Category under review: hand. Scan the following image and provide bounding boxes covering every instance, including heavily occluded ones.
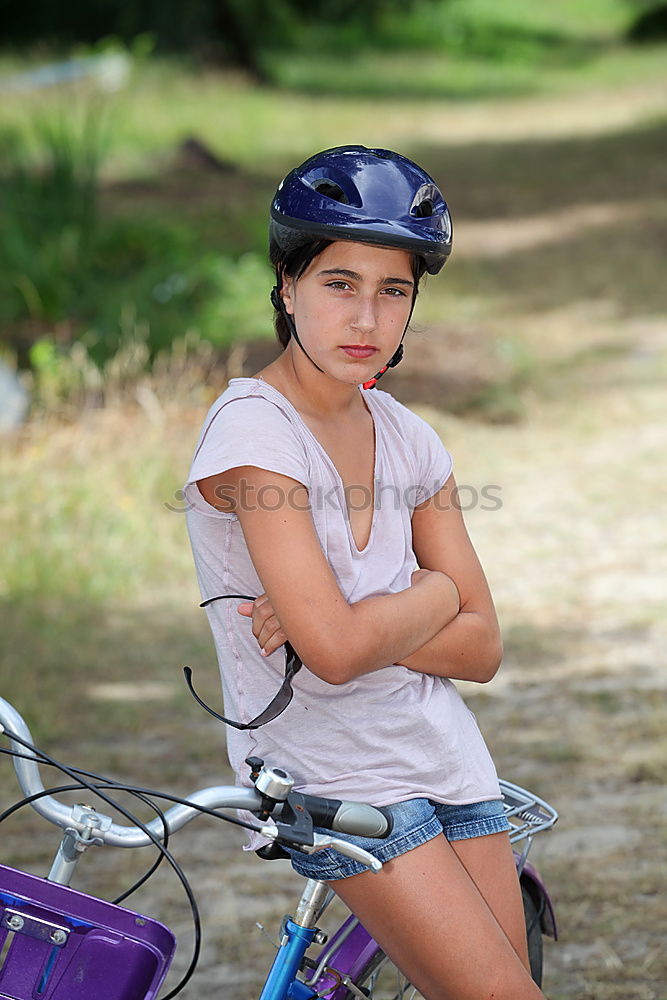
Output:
[237,594,288,658]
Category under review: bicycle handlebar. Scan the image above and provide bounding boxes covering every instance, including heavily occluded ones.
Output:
[0,696,391,850]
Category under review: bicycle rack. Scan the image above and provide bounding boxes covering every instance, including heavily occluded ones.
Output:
[0,864,175,1000]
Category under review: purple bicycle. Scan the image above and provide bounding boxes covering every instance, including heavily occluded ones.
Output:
[0,696,557,999]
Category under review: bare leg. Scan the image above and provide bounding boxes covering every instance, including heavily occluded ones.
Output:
[330,834,544,1000]
[451,831,530,970]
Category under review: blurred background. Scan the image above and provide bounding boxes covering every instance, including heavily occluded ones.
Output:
[1,2,666,997]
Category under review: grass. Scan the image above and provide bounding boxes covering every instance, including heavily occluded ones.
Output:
[264,0,653,99]
[0,348,246,606]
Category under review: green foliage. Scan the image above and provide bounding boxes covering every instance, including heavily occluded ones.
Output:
[0,113,106,332]
[272,0,633,64]
[2,0,422,68]
[0,113,273,378]
[191,253,275,346]
[0,0,644,80]
[626,0,667,40]
[261,0,647,97]
[314,1,569,61]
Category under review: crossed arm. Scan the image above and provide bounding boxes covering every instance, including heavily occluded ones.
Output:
[396,474,503,682]
[197,466,502,685]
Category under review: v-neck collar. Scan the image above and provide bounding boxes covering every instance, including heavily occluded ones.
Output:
[230,377,380,555]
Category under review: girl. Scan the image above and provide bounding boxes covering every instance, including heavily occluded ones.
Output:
[184,146,545,1000]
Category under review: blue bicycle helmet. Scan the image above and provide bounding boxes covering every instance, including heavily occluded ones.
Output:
[269,145,452,387]
[270,145,452,274]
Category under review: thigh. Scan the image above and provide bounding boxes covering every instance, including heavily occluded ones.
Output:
[451,831,530,969]
[329,834,543,1000]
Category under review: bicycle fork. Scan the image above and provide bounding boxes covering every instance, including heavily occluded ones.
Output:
[259,879,381,1000]
[259,880,329,1000]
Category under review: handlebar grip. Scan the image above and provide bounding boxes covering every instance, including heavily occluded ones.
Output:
[299,794,393,838]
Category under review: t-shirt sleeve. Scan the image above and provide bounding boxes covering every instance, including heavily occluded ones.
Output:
[183,395,310,517]
[412,417,454,506]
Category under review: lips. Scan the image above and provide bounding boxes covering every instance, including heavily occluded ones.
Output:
[341,345,379,359]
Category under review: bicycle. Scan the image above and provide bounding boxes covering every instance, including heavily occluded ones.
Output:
[0,695,558,1000]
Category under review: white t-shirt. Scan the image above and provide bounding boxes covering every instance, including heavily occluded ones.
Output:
[184,377,501,813]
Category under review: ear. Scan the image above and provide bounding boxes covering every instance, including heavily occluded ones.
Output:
[280,273,296,315]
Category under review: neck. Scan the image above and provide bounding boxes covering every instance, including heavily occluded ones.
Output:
[267,345,367,420]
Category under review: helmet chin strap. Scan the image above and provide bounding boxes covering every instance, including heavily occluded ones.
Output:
[362,290,416,389]
[270,281,326,375]
[270,271,415,389]
[361,342,404,391]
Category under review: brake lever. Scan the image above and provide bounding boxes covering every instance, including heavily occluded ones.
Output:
[259,826,383,874]
[308,834,382,873]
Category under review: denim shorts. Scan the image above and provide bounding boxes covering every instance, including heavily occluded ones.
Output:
[285,797,511,881]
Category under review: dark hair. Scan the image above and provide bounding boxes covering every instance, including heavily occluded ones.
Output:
[270,240,428,350]
[270,240,333,348]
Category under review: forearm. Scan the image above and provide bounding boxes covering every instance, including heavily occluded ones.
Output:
[339,574,460,682]
[398,611,503,684]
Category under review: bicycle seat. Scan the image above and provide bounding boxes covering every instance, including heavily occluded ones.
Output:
[0,864,175,1000]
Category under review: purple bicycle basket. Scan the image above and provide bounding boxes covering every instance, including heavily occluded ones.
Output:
[0,864,175,1000]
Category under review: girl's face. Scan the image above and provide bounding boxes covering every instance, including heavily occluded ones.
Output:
[280,241,415,384]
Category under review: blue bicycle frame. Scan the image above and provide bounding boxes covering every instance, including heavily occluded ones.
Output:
[260,920,318,1000]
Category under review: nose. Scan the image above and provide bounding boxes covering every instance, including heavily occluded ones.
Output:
[350,293,378,335]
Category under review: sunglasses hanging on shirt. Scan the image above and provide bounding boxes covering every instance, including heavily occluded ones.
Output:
[183,594,303,730]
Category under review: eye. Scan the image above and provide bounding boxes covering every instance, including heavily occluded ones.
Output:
[326,280,352,290]
[382,286,408,297]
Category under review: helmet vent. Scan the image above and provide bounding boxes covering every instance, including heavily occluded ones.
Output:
[312,179,349,205]
[412,198,434,218]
